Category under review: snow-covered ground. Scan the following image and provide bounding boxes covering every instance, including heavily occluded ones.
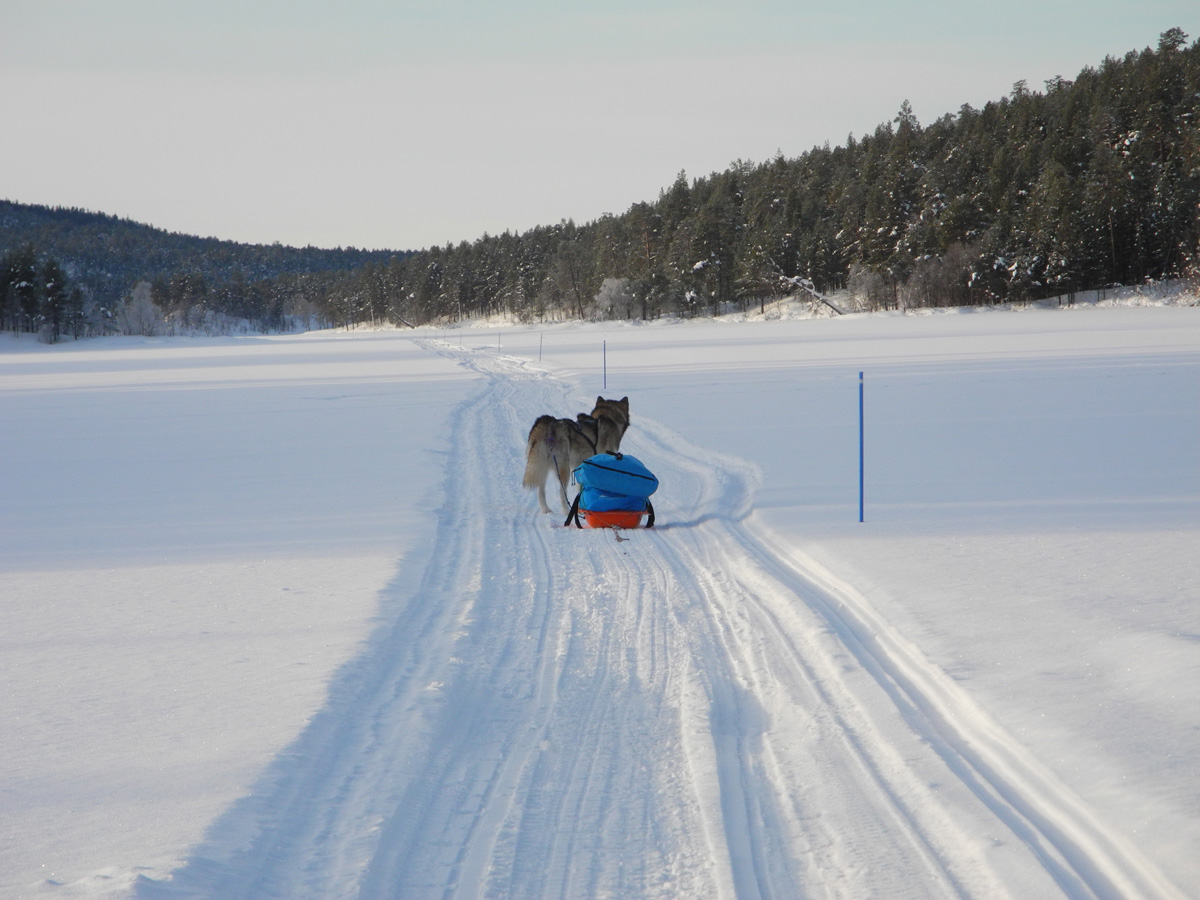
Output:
[1,300,1197,899]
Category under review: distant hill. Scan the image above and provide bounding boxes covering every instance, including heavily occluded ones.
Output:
[0,200,408,306]
[5,27,1199,336]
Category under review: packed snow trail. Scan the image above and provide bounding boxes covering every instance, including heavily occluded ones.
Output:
[140,341,1185,900]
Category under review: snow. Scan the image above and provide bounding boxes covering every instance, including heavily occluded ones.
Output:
[1,301,1197,899]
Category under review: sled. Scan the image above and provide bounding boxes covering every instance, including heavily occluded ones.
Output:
[565,452,658,529]
[578,507,652,529]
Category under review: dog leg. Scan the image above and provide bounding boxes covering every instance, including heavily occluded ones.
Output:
[555,456,572,514]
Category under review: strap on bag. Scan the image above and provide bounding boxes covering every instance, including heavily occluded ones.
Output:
[564,493,584,528]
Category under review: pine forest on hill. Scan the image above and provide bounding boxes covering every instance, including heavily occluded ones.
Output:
[3,28,1199,340]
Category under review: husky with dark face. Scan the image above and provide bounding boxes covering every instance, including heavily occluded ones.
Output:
[522,397,630,515]
[590,395,629,455]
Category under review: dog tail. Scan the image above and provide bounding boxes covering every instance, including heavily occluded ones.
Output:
[523,415,555,489]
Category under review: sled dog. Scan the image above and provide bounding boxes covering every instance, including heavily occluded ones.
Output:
[522,397,630,515]
[523,413,600,514]
[591,395,630,455]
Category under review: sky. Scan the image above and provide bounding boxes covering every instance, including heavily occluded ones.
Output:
[3,1,1198,252]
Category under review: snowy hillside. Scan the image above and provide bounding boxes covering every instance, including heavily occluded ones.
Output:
[2,301,1198,899]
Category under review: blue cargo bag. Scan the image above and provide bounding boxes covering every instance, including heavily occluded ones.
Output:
[565,452,658,528]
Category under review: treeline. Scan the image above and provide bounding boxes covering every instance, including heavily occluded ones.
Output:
[4,28,1198,338]
[361,27,1200,323]
[0,202,406,338]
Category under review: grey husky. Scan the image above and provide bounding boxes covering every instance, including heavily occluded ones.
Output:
[522,396,630,514]
[589,395,630,455]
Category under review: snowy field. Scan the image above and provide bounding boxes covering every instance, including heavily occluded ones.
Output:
[2,300,1198,899]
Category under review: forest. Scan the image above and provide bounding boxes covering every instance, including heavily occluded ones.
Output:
[3,28,1198,340]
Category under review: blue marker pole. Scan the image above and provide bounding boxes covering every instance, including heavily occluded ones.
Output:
[858,371,865,523]
[603,340,607,390]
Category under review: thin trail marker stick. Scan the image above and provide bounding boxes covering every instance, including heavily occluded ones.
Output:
[859,371,865,523]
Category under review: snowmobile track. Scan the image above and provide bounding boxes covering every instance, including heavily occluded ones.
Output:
[140,340,1184,900]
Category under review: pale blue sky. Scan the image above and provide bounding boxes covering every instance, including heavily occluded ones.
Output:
[3,1,1196,250]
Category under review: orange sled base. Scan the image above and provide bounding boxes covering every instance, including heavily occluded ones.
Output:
[579,508,648,529]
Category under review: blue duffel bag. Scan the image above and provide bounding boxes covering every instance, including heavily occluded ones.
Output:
[565,453,658,528]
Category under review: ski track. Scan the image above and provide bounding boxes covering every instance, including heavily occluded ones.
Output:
[139,340,1185,900]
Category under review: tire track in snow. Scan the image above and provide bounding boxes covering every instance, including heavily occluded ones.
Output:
[139,340,1183,900]
[632,422,975,900]
[628,394,1185,899]
[733,523,1188,900]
